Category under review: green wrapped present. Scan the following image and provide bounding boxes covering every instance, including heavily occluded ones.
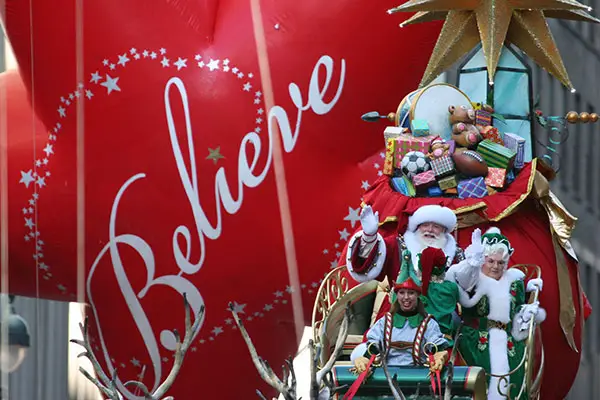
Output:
[477,139,516,169]
[438,175,458,190]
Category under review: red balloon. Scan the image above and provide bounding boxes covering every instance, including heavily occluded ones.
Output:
[1,1,441,398]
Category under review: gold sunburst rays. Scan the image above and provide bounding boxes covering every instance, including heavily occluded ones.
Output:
[389,0,598,89]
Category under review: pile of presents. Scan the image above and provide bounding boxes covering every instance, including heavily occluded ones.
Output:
[383,104,526,199]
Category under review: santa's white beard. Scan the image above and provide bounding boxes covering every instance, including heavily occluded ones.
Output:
[416,231,448,250]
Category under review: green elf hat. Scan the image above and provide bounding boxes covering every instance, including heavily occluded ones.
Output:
[391,250,422,303]
[481,227,514,256]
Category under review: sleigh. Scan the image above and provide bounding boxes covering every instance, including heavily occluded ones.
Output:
[311,265,544,399]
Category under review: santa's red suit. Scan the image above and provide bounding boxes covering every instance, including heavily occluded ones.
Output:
[339,160,591,400]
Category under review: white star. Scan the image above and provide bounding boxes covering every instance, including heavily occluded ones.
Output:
[248,73,254,78]
[160,48,167,55]
[161,57,170,68]
[90,72,101,83]
[253,98,260,105]
[28,199,35,206]
[117,54,130,66]
[247,316,254,321]
[133,53,141,60]
[334,243,340,248]
[330,260,338,269]
[232,67,239,73]
[237,72,244,78]
[65,100,71,106]
[131,358,141,367]
[339,228,350,241]
[285,285,294,294]
[223,58,230,65]
[43,144,54,156]
[150,52,157,59]
[74,91,80,98]
[78,83,84,89]
[130,47,137,54]
[374,163,381,169]
[60,96,66,103]
[162,357,169,362]
[36,177,46,188]
[243,82,252,92]
[85,90,94,99]
[191,347,197,352]
[69,93,74,100]
[143,50,149,57]
[109,63,116,70]
[336,251,342,257]
[19,170,35,188]
[22,208,28,214]
[361,180,370,190]
[57,284,66,291]
[230,302,246,314]
[254,127,262,133]
[343,207,361,228]
[263,304,273,311]
[322,249,329,254]
[274,291,284,298]
[174,57,187,70]
[24,218,35,229]
[379,152,386,159]
[42,158,49,165]
[257,108,264,115]
[211,326,223,336]
[255,91,262,97]
[377,171,383,176]
[199,339,206,344]
[58,106,66,117]
[311,282,318,288]
[224,318,233,325]
[256,117,263,124]
[100,75,121,94]
[207,59,220,71]
[209,337,215,341]
[282,300,288,304]
[194,54,202,61]
[24,236,30,242]
[197,61,205,68]
[102,59,109,65]
[38,239,44,245]
[39,263,49,271]
[223,65,230,72]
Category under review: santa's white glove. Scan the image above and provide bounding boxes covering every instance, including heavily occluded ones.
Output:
[526,278,543,293]
[360,205,379,236]
[464,228,485,267]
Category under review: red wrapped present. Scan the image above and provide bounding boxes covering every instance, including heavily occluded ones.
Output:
[412,170,436,190]
[485,167,507,188]
[394,134,435,167]
[475,109,492,126]
[481,127,504,145]
[383,138,397,175]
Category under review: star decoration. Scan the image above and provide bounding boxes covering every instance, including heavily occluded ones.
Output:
[19,170,35,188]
[174,57,188,70]
[207,59,220,71]
[161,57,170,68]
[90,72,101,83]
[338,228,350,241]
[389,0,599,89]
[100,74,121,94]
[206,147,225,164]
[343,207,361,228]
[229,302,247,314]
[117,53,130,66]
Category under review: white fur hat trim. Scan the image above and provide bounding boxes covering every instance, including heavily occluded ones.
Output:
[407,205,457,232]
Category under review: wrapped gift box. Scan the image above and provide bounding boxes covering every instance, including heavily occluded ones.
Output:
[438,175,458,190]
[394,135,436,166]
[384,126,406,141]
[431,155,455,178]
[412,170,436,190]
[475,110,492,126]
[482,127,504,145]
[458,177,488,199]
[390,175,416,196]
[428,186,443,197]
[410,119,430,137]
[444,187,458,195]
[447,140,456,155]
[383,138,397,175]
[485,167,507,188]
[477,139,516,169]
[503,132,526,169]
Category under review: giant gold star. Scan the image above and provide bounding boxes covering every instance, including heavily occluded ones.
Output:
[389,0,599,89]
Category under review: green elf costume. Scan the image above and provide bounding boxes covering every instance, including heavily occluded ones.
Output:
[445,227,546,400]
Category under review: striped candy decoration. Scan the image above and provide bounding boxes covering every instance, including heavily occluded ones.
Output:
[477,139,516,169]
[412,314,433,365]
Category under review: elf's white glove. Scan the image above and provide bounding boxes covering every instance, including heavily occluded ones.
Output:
[360,205,379,236]
[464,228,485,267]
[526,278,543,293]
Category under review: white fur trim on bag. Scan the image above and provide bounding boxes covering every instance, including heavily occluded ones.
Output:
[407,205,457,233]
[346,231,386,283]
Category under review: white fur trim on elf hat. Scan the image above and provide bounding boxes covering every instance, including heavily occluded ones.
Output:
[407,205,457,233]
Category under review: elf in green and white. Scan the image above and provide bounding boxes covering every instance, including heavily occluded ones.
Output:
[445,227,545,400]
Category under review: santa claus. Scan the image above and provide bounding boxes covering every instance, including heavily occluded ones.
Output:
[345,204,465,284]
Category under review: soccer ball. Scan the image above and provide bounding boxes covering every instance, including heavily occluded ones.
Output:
[401,151,430,179]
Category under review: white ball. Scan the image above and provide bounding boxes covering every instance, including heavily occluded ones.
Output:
[400,151,430,179]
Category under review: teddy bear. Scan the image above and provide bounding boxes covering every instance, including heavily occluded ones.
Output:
[448,105,482,150]
[427,136,451,159]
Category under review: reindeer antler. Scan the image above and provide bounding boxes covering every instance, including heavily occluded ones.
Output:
[71,293,204,400]
[316,302,351,384]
